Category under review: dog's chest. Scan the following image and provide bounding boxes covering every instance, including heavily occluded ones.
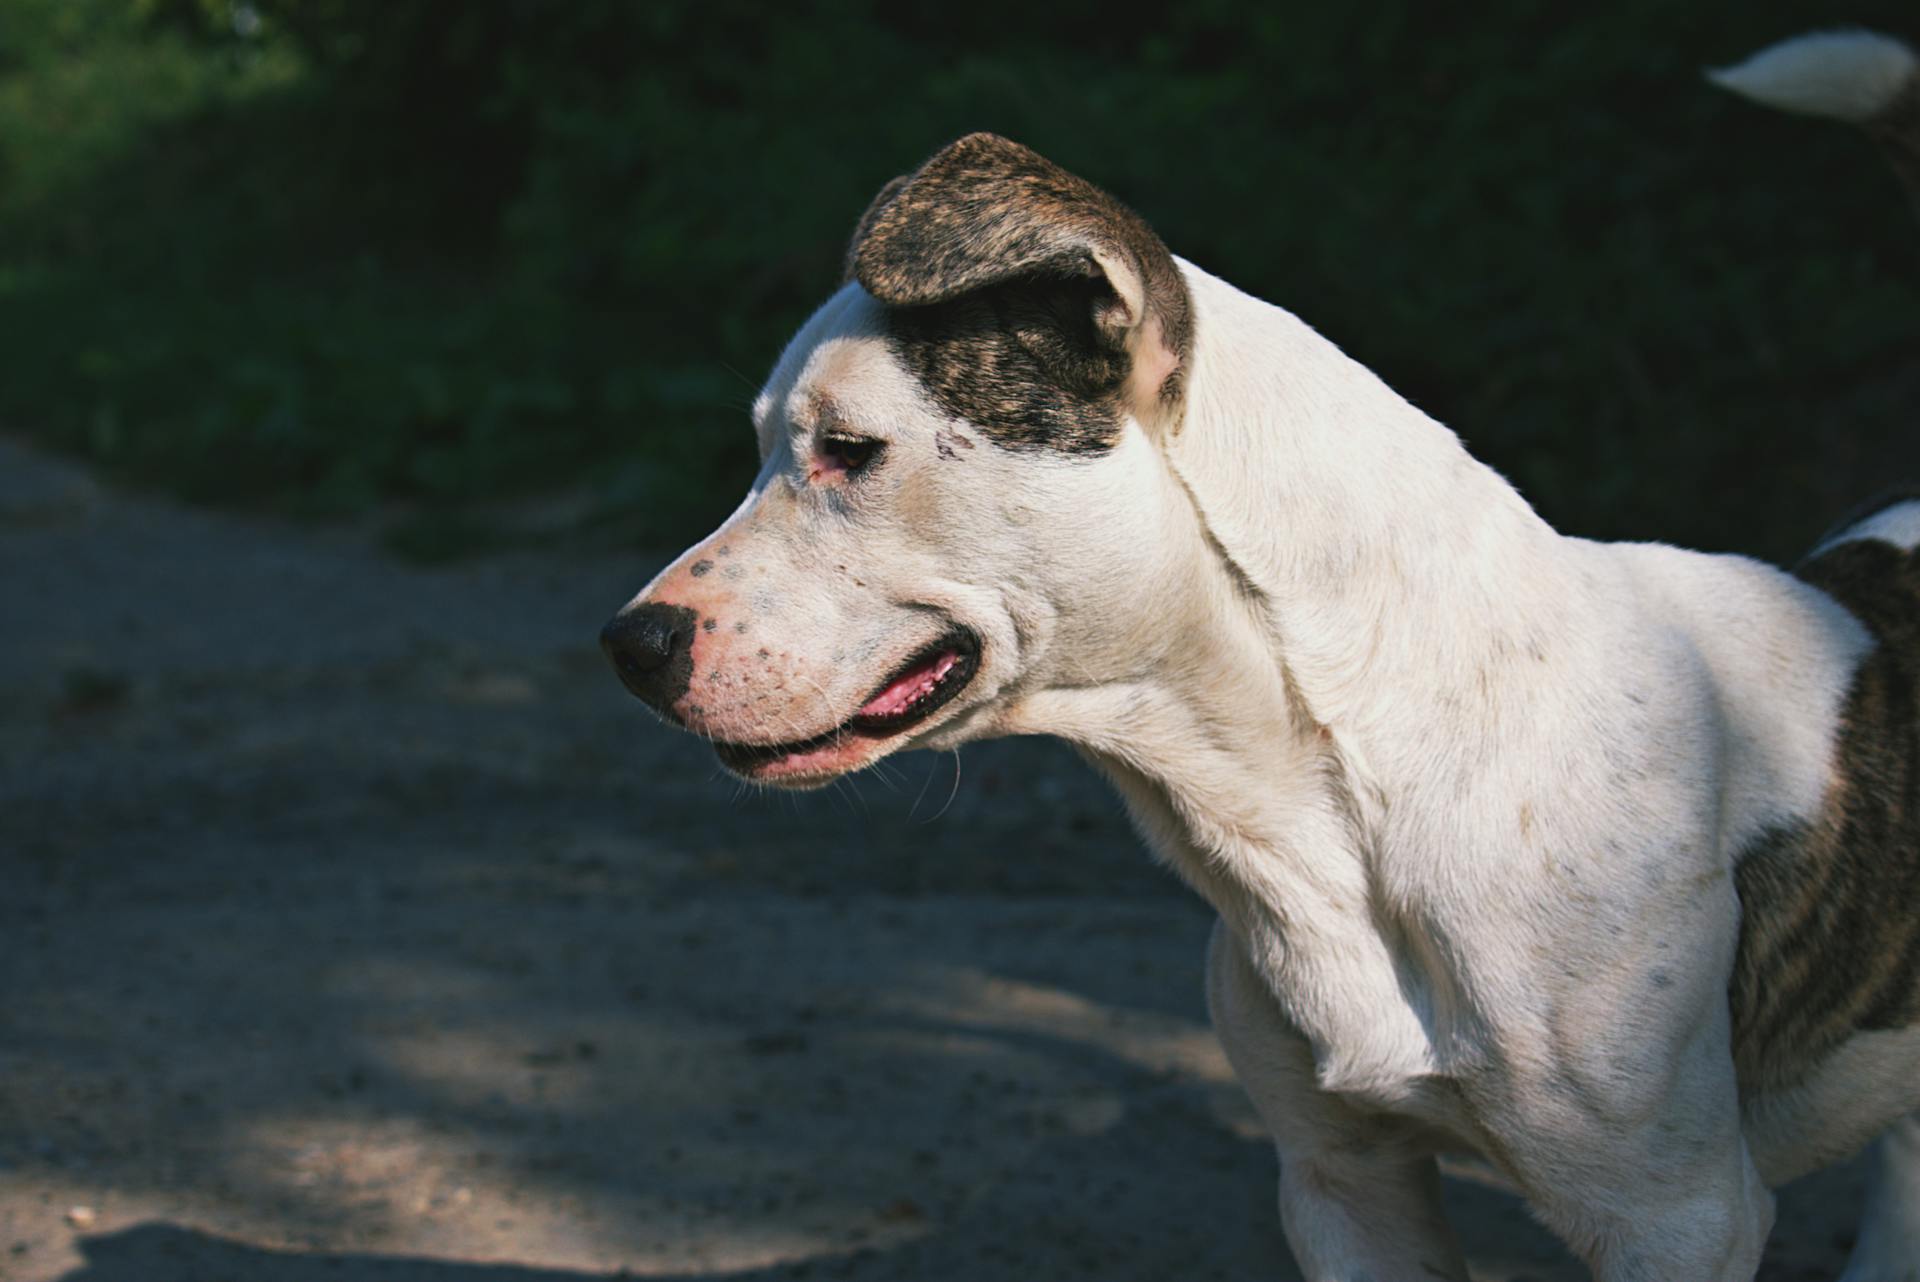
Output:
[1106,747,1502,1125]
[1278,955,1500,1157]
[1251,874,1496,1136]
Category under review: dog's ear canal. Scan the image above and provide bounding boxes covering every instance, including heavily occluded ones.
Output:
[848,133,1193,425]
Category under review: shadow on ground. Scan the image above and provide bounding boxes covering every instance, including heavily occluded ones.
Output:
[65,1223,614,1282]
[0,439,1873,1281]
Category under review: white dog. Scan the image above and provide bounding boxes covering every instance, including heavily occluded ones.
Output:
[603,30,1920,1280]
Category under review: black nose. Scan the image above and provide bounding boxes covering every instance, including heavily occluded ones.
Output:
[600,602,698,715]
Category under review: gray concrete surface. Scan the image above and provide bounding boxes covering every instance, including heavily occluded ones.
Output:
[0,437,1867,1280]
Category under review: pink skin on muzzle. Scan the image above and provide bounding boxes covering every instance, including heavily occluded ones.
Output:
[628,536,976,786]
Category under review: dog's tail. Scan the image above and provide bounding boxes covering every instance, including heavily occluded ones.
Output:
[1708,29,1920,216]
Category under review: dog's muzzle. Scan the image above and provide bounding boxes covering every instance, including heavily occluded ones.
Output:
[600,601,697,716]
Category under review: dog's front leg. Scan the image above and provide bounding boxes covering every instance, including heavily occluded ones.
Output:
[1205,921,1471,1281]
[1490,1002,1775,1282]
[1518,1126,1773,1282]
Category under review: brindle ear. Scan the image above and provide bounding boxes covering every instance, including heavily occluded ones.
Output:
[843,173,912,284]
[849,133,1192,421]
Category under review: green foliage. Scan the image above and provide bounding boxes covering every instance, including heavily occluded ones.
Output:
[1,0,1914,558]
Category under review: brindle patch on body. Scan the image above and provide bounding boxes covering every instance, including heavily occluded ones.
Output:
[1730,515,1920,1089]
[847,133,1192,455]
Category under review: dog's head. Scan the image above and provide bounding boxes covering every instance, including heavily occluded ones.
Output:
[603,134,1199,787]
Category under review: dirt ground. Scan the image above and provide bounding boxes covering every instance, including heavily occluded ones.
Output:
[0,436,1872,1280]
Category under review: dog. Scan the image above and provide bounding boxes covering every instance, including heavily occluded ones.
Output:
[602,31,1920,1280]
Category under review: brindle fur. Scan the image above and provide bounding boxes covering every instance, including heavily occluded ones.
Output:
[847,133,1193,455]
[884,278,1134,454]
[1731,507,1920,1088]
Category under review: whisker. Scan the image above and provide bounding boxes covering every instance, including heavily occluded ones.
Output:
[922,748,964,824]
[866,757,905,795]
[718,360,761,395]
[909,751,942,820]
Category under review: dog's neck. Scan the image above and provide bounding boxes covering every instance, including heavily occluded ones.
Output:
[1013,538,1448,1093]
[1011,262,1591,1094]
[1165,261,1577,755]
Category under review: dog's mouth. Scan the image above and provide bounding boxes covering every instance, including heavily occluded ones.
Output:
[713,629,980,782]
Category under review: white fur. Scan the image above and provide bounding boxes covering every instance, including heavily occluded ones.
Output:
[1708,29,1918,123]
[624,259,1916,1281]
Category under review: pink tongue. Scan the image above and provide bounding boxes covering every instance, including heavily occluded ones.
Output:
[858,650,959,720]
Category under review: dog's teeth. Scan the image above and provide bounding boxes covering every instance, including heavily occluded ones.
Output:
[857,646,965,721]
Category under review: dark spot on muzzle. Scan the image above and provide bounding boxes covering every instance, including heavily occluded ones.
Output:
[600,602,698,719]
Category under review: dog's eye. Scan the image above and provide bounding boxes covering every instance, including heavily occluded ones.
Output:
[821,435,883,476]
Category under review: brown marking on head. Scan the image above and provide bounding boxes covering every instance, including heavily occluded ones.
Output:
[847,133,1193,452]
[934,428,975,461]
[1729,531,1920,1089]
